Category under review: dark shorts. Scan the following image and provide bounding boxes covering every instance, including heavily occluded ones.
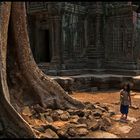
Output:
[120,104,129,114]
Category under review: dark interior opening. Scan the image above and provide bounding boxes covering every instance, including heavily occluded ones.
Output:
[39,29,51,63]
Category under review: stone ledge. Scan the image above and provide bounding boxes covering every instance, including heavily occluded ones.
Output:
[49,74,133,92]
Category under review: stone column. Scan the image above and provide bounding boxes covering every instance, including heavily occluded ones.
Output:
[51,16,62,67]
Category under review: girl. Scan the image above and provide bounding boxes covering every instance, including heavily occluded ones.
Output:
[120,83,132,121]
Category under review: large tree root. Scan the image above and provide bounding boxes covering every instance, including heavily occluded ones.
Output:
[0,2,85,138]
[8,2,85,110]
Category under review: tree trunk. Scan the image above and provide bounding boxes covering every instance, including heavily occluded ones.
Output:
[0,2,85,138]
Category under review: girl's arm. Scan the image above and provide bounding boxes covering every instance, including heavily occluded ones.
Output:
[120,90,123,102]
[128,92,132,106]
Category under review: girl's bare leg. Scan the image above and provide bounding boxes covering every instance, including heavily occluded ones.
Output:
[121,114,124,119]
[124,114,128,120]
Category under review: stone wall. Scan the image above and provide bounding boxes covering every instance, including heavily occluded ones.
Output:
[26,2,140,75]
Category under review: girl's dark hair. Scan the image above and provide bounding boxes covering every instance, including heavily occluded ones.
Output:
[123,83,130,93]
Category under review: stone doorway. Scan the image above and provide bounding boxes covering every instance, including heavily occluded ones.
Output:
[38,29,51,63]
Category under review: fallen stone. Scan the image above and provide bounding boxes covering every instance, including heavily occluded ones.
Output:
[51,112,60,121]
[95,106,107,112]
[74,110,85,117]
[67,127,77,137]
[45,115,53,123]
[44,112,50,116]
[102,117,112,126]
[85,103,95,110]
[108,110,116,116]
[45,109,53,114]
[40,128,59,138]
[94,102,100,105]
[43,124,60,132]
[69,115,79,124]
[57,128,69,137]
[33,104,46,113]
[100,125,109,131]
[60,112,70,121]
[52,121,68,128]
[39,113,46,121]
[88,121,100,131]
[87,115,94,120]
[56,109,64,115]
[92,109,102,117]
[67,109,76,115]
[32,126,45,133]
[22,106,32,116]
[130,105,139,110]
[77,117,87,124]
[75,124,87,128]
[76,127,89,136]
[99,104,109,111]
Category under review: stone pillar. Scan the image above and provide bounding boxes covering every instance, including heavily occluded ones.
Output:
[50,16,62,67]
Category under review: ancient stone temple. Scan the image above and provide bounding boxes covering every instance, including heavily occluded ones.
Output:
[26,2,140,76]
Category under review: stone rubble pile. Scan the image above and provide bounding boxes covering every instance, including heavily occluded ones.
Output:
[21,101,117,138]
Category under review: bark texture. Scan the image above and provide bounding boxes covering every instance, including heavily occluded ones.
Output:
[0,2,85,138]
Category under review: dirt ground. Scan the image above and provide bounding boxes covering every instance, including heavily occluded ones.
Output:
[71,90,140,138]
